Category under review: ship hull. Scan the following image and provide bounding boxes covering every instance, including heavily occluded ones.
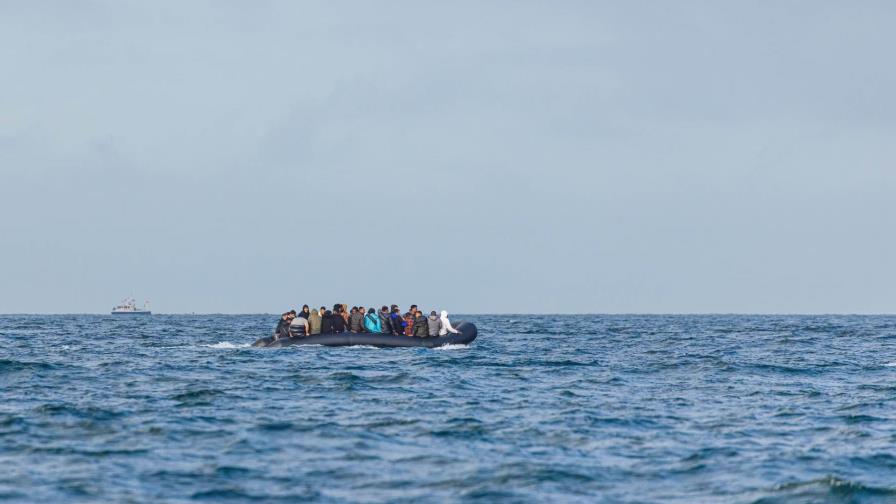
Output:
[111,311,152,315]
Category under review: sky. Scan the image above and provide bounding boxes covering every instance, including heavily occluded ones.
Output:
[1,1,894,314]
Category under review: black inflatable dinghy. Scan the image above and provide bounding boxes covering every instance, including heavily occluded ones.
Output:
[252,321,478,348]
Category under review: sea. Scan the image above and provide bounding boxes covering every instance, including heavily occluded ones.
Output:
[2,314,896,503]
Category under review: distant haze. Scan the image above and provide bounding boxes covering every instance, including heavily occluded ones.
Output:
[1,2,894,314]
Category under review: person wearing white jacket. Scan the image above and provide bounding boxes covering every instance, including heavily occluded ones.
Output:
[438,310,460,336]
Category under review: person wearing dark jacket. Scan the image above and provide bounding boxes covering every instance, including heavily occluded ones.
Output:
[298,305,310,319]
[390,307,405,336]
[274,312,292,340]
[274,313,289,339]
[320,310,335,334]
[332,311,346,333]
[379,306,393,334]
[413,313,429,337]
[427,311,442,337]
[349,308,364,333]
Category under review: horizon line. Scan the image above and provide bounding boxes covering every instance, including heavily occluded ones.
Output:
[2,312,896,316]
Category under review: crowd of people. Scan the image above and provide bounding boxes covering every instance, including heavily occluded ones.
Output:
[273,304,460,340]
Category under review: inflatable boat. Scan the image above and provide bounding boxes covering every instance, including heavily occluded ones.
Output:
[252,321,478,348]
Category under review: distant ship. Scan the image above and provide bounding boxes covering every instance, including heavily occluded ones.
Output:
[111,298,151,315]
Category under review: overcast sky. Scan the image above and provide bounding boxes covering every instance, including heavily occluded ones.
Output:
[1,1,894,314]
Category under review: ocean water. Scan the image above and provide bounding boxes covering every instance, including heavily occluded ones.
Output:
[2,314,896,503]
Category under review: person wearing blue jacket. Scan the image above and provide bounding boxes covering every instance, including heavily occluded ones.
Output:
[363,307,382,333]
[390,306,405,336]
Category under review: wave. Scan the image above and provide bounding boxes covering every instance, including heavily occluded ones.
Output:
[0,359,64,374]
[884,362,896,367]
[434,344,469,351]
[170,389,224,406]
[752,476,896,503]
[202,342,249,349]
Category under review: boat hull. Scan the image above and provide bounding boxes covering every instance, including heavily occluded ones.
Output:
[111,311,152,315]
[253,321,477,348]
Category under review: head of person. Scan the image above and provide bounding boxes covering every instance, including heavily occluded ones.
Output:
[302,305,309,314]
[381,306,389,314]
[430,310,437,317]
[441,310,448,318]
[319,307,326,315]
[358,307,365,314]
[369,307,376,315]
[289,310,296,316]
[325,310,332,317]
[410,304,418,315]
[333,304,341,313]
[281,312,289,320]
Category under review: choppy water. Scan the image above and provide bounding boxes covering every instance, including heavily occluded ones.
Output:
[2,314,896,503]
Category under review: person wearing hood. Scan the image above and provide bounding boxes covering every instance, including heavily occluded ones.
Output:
[298,305,311,319]
[308,308,322,335]
[438,310,460,336]
[364,307,382,333]
[320,310,335,334]
[332,309,346,333]
[413,311,429,337]
[427,310,442,337]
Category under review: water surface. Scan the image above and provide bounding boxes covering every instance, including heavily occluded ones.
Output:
[2,314,896,502]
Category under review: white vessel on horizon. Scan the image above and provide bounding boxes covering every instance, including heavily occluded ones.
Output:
[111,298,151,315]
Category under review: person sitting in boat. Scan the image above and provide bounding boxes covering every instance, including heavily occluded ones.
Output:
[298,305,311,319]
[289,311,309,337]
[379,306,393,334]
[274,311,294,340]
[308,307,322,335]
[403,310,415,336]
[390,306,406,336]
[427,311,442,337]
[360,307,370,332]
[364,307,382,333]
[439,311,461,336]
[349,306,365,333]
[413,311,429,337]
[332,308,347,333]
[320,310,335,334]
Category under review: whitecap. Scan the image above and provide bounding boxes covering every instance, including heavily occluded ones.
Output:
[884,362,896,367]
[203,342,250,349]
[433,344,469,351]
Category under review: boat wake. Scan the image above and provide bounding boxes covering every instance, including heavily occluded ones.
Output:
[434,344,470,351]
[204,342,250,349]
